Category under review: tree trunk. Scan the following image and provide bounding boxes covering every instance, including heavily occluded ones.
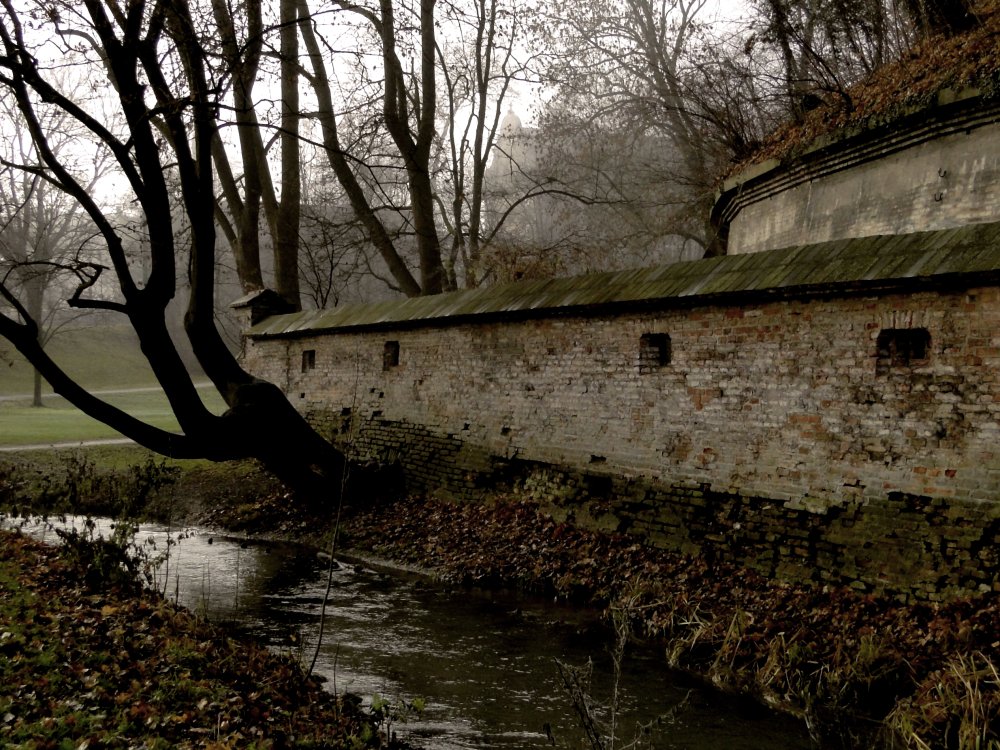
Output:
[24,270,46,408]
[0,0,362,506]
[274,0,302,310]
[298,0,422,296]
[32,367,42,408]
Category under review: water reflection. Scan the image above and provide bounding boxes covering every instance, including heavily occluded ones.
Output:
[14,518,815,749]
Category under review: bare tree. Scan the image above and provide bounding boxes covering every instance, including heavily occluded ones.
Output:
[902,0,979,35]
[531,0,960,255]
[297,153,385,307]
[432,0,538,288]
[0,100,109,406]
[296,0,556,296]
[533,0,728,255]
[204,0,305,309]
[518,108,706,269]
[294,0,445,296]
[748,0,911,121]
[0,0,346,497]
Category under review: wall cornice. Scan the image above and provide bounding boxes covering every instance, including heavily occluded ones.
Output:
[712,90,1000,234]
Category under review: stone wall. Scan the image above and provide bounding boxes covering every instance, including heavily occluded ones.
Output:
[503,464,1000,602]
[243,281,1000,600]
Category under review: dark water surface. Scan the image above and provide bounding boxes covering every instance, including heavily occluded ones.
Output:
[23,520,815,749]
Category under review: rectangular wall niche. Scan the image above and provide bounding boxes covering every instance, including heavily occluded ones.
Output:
[639,333,671,372]
[876,327,930,375]
[383,340,400,371]
[301,349,316,372]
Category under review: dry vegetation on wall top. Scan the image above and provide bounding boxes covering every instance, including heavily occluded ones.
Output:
[738,0,1000,172]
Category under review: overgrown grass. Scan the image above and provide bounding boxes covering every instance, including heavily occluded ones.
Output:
[883,652,1000,749]
[1,444,202,472]
[0,446,288,529]
[0,449,180,520]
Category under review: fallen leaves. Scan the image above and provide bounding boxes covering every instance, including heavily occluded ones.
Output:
[734,0,1000,174]
[343,493,1000,746]
[0,529,397,749]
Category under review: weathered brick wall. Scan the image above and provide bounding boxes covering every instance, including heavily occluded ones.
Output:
[243,284,1000,599]
[503,464,1000,601]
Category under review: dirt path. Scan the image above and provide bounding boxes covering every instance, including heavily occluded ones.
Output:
[0,437,136,453]
[0,382,213,403]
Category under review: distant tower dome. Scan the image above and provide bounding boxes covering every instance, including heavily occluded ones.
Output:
[500,107,522,136]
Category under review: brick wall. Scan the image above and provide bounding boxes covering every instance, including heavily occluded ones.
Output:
[243,284,1000,599]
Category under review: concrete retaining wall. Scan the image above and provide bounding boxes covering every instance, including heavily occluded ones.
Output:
[717,96,1000,255]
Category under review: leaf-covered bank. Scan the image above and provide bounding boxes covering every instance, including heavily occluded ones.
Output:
[4,449,1000,747]
[335,495,1000,749]
[0,528,399,749]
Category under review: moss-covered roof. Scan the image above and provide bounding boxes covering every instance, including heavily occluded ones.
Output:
[247,221,1000,337]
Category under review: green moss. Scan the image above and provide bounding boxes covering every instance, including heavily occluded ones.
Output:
[250,221,1000,339]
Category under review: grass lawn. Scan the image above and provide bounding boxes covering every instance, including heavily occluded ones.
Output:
[0,323,161,396]
[0,387,226,447]
[0,321,229,447]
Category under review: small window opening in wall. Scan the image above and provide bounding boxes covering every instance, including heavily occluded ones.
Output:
[639,333,671,372]
[383,340,400,371]
[301,349,316,372]
[876,328,930,375]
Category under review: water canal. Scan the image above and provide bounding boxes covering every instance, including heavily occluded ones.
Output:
[21,520,815,749]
